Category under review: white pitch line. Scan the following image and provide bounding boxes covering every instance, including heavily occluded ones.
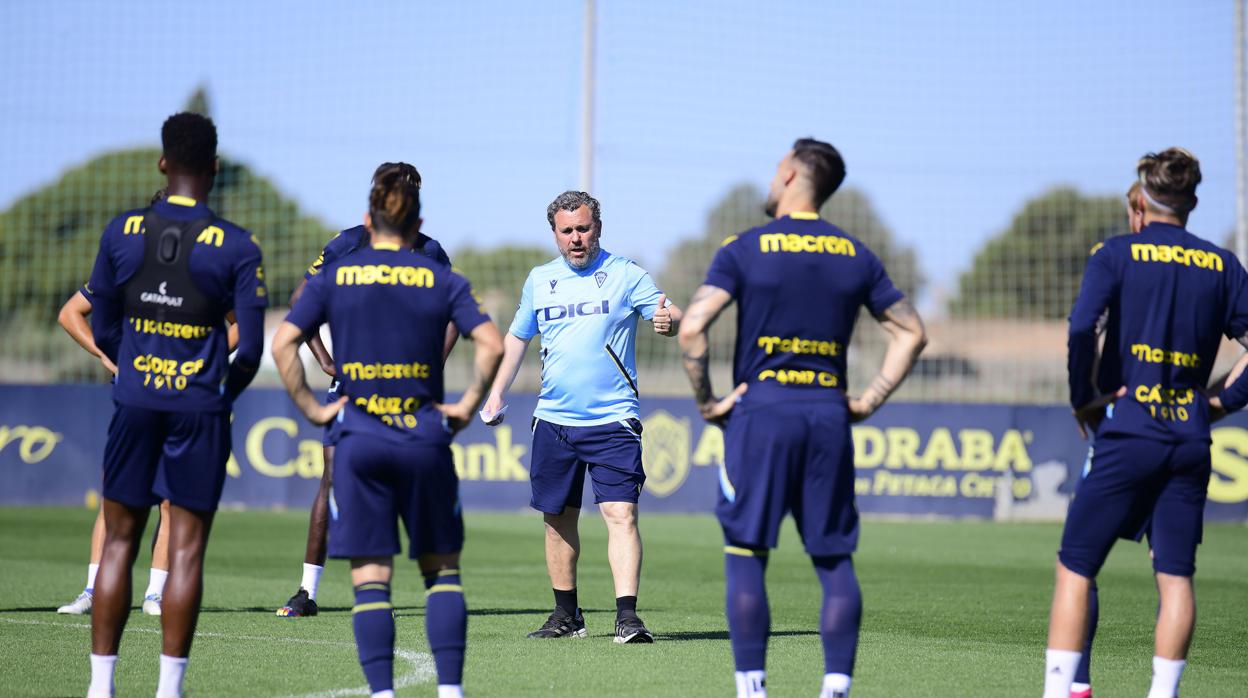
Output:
[0,617,436,696]
[284,650,434,698]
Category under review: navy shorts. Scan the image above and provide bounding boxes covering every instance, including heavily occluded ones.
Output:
[101,403,231,512]
[327,433,463,560]
[321,379,343,448]
[718,399,857,556]
[1059,434,1211,578]
[529,417,645,514]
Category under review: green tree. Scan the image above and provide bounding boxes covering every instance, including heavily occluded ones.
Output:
[657,183,922,307]
[0,148,334,318]
[823,188,923,299]
[637,183,922,385]
[0,132,336,381]
[635,185,768,387]
[439,244,552,392]
[185,84,212,117]
[950,187,1128,319]
[450,245,552,330]
[656,184,770,309]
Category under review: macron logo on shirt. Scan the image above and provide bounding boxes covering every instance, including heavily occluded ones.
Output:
[538,300,609,322]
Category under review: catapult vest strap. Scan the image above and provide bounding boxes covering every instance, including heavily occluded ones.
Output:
[120,209,223,326]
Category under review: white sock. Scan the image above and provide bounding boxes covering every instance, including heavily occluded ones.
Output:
[437,685,464,698]
[301,563,324,600]
[370,691,395,698]
[156,654,188,698]
[87,653,116,698]
[1043,649,1081,698]
[86,563,100,592]
[1147,656,1186,698]
[145,568,169,598]
[1070,682,1091,693]
[734,670,766,697]
[821,672,851,697]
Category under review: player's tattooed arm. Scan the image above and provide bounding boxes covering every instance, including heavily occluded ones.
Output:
[678,285,730,402]
[678,285,746,424]
[681,285,731,336]
[681,344,713,405]
[849,299,928,422]
[272,321,346,425]
[861,374,898,410]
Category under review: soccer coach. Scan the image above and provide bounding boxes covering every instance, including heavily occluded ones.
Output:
[483,190,680,644]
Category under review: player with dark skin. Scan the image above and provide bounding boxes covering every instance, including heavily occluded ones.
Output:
[60,186,243,622]
[92,162,216,663]
[58,289,240,617]
[285,278,339,578]
[88,118,265,694]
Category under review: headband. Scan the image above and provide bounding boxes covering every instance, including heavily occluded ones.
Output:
[1138,180,1180,214]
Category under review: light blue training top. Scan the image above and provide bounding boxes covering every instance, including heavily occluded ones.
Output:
[510,250,663,426]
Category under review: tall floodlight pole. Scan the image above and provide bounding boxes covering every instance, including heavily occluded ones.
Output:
[580,0,596,193]
[1237,0,1247,262]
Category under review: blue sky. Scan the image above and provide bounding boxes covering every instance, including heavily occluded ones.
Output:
[0,1,1236,310]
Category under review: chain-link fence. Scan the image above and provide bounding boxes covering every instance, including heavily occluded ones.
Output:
[0,1,1239,403]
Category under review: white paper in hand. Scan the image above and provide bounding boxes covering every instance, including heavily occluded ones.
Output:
[479,404,508,425]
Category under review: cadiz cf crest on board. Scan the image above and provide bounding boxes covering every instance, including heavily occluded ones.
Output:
[641,410,690,497]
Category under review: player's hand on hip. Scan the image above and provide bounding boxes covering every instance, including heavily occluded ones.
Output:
[1208,393,1228,423]
[652,295,673,336]
[435,402,473,434]
[847,396,876,423]
[1072,386,1126,439]
[319,360,337,378]
[481,393,506,426]
[699,383,748,425]
[99,353,118,376]
[305,396,348,426]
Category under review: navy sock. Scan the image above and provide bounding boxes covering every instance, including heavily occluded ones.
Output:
[1075,581,1098,685]
[724,546,770,671]
[812,554,862,676]
[616,595,638,620]
[352,582,394,693]
[425,569,467,686]
[553,587,578,617]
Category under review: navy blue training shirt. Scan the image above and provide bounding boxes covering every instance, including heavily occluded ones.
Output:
[86,195,268,412]
[1068,222,1248,441]
[703,212,905,404]
[285,241,490,444]
[305,225,449,280]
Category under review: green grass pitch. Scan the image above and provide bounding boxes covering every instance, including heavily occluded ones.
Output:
[1,508,1246,696]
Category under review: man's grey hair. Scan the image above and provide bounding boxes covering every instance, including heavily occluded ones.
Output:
[546,190,602,229]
